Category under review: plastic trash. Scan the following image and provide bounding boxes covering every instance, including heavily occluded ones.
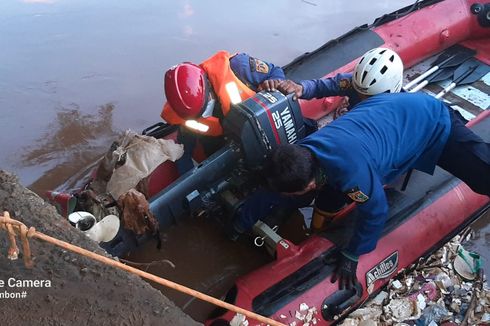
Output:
[453,246,481,280]
[387,298,420,321]
[416,303,450,326]
[409,282,439,302]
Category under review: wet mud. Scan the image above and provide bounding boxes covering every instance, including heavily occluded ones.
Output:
[0,170,199,326]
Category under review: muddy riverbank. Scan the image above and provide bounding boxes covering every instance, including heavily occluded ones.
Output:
[0,170,200,326]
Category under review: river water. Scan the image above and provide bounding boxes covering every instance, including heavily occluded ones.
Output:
[1,0,417,193]
[1,0,488,322]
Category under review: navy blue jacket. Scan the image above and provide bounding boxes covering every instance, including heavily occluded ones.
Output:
[300,73,362,107]
[300,92,451,256]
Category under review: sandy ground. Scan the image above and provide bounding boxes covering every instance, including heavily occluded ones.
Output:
[0,170,200,326]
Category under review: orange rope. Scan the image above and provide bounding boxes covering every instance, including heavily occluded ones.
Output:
[0,212,285,326]
[1,212,20,260]
[19,223,34,269]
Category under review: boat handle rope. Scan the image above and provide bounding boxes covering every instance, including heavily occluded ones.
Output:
[0,211,286,326]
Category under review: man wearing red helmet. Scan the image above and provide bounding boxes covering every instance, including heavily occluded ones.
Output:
[161,51,286,173]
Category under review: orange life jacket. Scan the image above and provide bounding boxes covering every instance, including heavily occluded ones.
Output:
[161,51,256,136]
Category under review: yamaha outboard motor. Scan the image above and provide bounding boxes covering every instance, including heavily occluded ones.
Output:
[223,91,306,169]
[145,91,307,257]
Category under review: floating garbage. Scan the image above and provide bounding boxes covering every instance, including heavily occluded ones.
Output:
[416,301,451,326]
[385,298,420,321]
[371,291,388,305]
[453,246,481,281]
[230,313,249,326]
[292,304,318,325]
[339,228,489,326]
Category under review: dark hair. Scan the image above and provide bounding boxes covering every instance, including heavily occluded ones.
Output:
[264,144,316,193]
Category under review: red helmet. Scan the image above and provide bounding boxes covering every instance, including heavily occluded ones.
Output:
[164,62,210,119]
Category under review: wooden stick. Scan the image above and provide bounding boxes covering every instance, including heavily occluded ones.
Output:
[461,269,483,326]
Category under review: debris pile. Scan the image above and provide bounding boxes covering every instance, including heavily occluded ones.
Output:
[290,303,319,325]
[341,230,489,326]
[229,303,320,326]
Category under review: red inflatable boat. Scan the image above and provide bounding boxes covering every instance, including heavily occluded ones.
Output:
[204,0,490,324]
[46,0,489,325]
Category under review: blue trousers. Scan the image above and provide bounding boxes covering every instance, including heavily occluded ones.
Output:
[437,109,490,195]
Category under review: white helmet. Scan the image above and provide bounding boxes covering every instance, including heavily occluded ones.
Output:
[352,47,404,96]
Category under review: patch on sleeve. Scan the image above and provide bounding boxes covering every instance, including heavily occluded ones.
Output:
[249,57,269,74]
[339,78,351,91]
[346,186,369,203]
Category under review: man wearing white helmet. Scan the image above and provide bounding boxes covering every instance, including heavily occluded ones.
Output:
[263,49,489,291]
[234,47,490,291]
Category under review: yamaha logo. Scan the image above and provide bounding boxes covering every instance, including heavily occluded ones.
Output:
[366,251,398,288]
[271,106,297,143]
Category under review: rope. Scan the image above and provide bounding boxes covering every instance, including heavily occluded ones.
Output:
[0,212,286,326]
[0,212,20,261]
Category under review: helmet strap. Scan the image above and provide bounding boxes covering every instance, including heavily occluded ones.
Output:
[196,74,212,117]
[201,90,216,118]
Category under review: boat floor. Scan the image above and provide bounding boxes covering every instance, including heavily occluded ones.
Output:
[405,53,490,117]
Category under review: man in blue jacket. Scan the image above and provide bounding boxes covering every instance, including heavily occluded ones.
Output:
[264,92,489,290]
[235,48,405,235]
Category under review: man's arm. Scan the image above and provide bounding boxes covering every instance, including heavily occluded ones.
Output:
[235,189,315,232]
[276,73,357,102]
[344,177,389,256]
[330,163,389,289]
[300,73,354,100]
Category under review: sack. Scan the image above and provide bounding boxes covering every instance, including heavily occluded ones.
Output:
[106,130,183,200]
[118,189,159,236]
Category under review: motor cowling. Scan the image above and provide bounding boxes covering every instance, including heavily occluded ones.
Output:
[223,91,306,169]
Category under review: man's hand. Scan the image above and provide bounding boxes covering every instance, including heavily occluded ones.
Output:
[277,80,303,100]
[333,97,351,120]
[330,251,359,290]
[258,79,283,92]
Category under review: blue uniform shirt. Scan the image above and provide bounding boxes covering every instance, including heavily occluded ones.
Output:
[229,53,286,91]
[300,73,362,107]
[300,92,451,256]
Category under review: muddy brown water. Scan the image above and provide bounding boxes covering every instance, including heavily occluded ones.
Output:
[1,0,488,323]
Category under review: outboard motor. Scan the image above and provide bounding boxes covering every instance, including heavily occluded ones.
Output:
[147,91,307,257]
[224,91,306,169]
